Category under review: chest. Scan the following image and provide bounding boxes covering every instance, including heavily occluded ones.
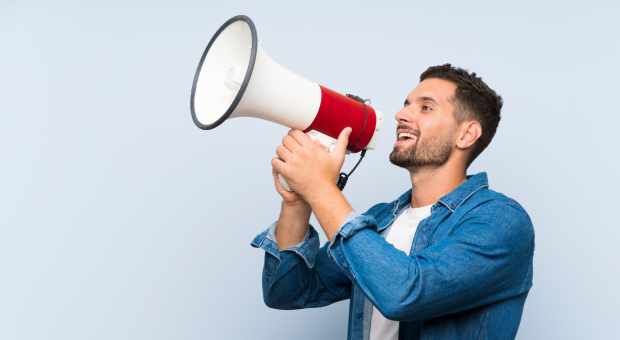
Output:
[380,206,462,255]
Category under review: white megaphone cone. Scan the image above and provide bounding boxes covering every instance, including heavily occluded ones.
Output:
[190,15,385,191]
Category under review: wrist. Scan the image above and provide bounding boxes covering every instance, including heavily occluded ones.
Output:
[282,199,311,214]
[302,184,352,242]
[303,182,341,208]
[276,200,312,251]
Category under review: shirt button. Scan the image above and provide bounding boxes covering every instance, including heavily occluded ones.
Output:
[450,204,456,209]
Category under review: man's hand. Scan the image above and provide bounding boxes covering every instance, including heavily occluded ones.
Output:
[272,128,354,242]
[272,167,307,206]
[271,138,333,251]
[271,128,352,203]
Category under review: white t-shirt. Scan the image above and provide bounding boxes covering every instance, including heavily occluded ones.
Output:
[369,204,433,340]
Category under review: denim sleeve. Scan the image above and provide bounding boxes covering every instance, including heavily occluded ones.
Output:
[251,222,352,310]
[327,202,535,321]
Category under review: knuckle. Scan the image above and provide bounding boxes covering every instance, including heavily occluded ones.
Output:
[280,167,291,178]
[277,145,289,157]
[292,130,304,139]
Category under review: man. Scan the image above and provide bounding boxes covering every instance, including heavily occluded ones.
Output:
[251,64,534,340]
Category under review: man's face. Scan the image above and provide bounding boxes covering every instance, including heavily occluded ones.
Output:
[389,78,459,169]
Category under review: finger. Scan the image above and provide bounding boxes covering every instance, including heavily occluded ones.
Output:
[275,145,291,162]
[282,135,300,153]
[272,167,286,190]
[333,127,352,157]
[314,140,330,153]
[288,129,311,147]
[314,140,328,152]
[272,164,294,194]
[271,157,288,176]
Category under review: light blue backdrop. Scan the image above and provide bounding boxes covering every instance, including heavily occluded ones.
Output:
[1,0,618,339]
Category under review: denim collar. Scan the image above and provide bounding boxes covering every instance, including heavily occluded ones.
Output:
[437,172,489,212]
[388,187,413,217]
[390,172,489,215]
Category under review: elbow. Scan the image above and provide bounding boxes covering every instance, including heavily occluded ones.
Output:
[373,294,429,321]
[262,285,285,309]
[378,306,428,322]
[262,284,297,310]
[261,270,287,309]
[373,299,413,321]
[263,292,279,309]
[377,306,408,322]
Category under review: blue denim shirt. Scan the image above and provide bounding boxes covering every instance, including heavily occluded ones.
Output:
[251,173,534,340]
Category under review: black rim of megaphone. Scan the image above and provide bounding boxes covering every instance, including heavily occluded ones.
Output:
[190,15,258,130]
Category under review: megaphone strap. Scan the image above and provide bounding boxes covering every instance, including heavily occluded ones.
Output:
[345,94,369,152]
[337,149,367,191]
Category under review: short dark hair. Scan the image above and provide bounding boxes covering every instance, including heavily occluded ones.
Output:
[420,64,503,167]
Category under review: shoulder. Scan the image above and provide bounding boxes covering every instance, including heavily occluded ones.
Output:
[459,188,535,246]
[470,188,531,223]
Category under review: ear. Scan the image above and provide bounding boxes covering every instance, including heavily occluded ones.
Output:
[455,121,482,150]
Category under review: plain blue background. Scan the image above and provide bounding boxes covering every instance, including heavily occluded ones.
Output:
[1,0,618,339]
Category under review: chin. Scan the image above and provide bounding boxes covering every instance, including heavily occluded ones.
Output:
[389,153,412,168]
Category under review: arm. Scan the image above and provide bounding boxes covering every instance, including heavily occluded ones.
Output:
[271,128,534,319]
[328,202,535,321]
[271,137,346,249]
[251,137,353,310]
[257,232,353,310]
[252,217,352,310]
[271,167,312,251]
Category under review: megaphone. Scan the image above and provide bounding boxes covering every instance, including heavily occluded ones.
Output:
[190,15,385,190]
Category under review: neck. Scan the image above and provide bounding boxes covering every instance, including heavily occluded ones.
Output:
[408,163,467,208]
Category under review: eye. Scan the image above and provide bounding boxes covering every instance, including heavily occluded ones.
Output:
[422,105,432,111]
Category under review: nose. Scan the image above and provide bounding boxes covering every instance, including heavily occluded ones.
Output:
[395,106,413,124]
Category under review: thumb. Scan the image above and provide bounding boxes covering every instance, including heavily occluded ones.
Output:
[333,127,352,158]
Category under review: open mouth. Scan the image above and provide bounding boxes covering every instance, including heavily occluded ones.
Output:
[396,130,418,144]
[398,132,418,141]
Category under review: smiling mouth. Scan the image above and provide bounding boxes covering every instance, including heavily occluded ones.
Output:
[396,130,419,145]
[398,132,418,141]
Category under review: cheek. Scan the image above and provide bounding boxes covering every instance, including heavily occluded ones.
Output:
[426,117,457,135]
[420,121,442,137]
[419,123,457,145]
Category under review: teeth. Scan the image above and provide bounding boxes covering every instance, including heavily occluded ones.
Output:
[398,132,417,141]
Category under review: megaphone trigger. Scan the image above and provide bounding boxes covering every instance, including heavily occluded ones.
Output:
[307,130,337,152]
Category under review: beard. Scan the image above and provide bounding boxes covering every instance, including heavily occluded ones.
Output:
[389,127,455,169]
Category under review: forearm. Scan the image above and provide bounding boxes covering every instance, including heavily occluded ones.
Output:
[263,239,352,310]
[304,184,353,243]
[274,201,312,251]
[253,223,352,310]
